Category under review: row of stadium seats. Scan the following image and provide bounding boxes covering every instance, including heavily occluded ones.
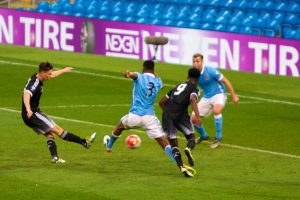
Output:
[17,0,300,40]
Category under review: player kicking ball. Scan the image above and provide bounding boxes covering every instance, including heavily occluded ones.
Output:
[103,60,196,177]
[22,62,96,163]
[159,68,201,167]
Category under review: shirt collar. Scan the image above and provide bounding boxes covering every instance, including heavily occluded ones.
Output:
[143,72,155,78]
[200,65,205,74]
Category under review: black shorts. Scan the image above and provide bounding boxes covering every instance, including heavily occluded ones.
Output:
[22,111,56,135]
[162,111,194,140]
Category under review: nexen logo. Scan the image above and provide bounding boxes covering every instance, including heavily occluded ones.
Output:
[105,28,140,59]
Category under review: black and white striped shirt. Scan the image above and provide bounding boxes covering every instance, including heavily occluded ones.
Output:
[22,73,43,114]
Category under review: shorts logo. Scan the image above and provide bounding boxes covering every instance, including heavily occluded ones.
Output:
[105,28,140,59]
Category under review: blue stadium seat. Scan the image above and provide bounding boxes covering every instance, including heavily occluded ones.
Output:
[49,3,61,13]
[111,15,123,22]
[188,21,201,29]
[228,10,244,25]
[136,3,150,18]
[176,5,190,20]
[251,28,261,35]
[148,3,163,19]
[98,15,110,20]
[37,1,49,11]
[124,2,137,17]
[175,20,187,28]
[226,25,239,33]
[149,18,161,25]
[215,9,230,24]
[188,6,203,22]
[162,4,177,20]
[87,4,98,16]
[200,22,212,30]
[261,0,274,11]
[203,8,217,22]
[214,24,225,32]
[274,1,287,12]
[240,26,252,34]
[162,19,175,26]
[288,2,300,14]
[263,29,276,37]
[255,12,271,28]
[247,0,261,10]
[284,13,298,25]
[73,3,85,14]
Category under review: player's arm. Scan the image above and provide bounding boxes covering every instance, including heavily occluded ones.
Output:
[123,70,138,80]
[159,96,169,110]
[23,91,33,118]
[190,94,201,127]
[220,76,239,104]
[50,67,74,78]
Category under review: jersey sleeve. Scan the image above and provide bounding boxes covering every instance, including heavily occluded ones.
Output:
[190,88,200,100]
[24,79,40,97]
[210,67,223,81]
[166,88,173,99]
[133,72,140,82]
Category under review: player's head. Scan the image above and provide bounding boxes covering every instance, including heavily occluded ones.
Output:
[192,53,204,70]
[38,62,53,81]
[143,60,155,73]
[188,67,200,82]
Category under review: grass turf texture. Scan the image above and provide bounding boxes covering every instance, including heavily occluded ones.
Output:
[0,44,299,200]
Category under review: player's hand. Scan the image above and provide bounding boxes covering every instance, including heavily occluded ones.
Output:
[194,116,201,128]
[123,70,131,78]
[232,95,239,104]
[63,67,74,73]
[27,110,33,119]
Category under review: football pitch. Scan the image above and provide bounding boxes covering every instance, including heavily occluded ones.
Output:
[0,44,300,200]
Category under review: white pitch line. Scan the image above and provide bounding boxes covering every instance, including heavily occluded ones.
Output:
[1,59,300,105]
[5,101,262,110]
[1,107,300,160]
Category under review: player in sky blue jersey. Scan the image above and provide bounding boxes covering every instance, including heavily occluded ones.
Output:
[191,53,239,148]
[104,60,196,177]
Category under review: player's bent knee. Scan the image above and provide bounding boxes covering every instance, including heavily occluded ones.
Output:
[51,126,64,136]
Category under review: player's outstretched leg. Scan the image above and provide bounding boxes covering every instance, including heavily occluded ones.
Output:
[184,134,196,166]
[104,122,124,152]
[59,131,96,149]
[172,147,195,177]
[191,114,209,143]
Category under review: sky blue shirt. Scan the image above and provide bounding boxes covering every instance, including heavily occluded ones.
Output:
[198,66,226,98]
[129,72,163,116]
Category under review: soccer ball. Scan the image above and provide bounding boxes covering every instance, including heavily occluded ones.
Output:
[125,134,141,149]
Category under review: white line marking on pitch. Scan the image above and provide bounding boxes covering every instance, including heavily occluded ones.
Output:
[1,107,299,160]
[5,101,262,110]
[1,59,300,106]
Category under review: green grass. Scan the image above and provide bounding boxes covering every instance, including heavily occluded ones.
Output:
[0,44,300,200]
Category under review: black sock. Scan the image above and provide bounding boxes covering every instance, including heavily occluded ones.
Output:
[60,131,86,145]
[172,147,183,168]
[47,139,58,159]
[186,134,196,150]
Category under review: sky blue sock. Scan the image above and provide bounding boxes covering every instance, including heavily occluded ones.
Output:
[107,135,118,149]
[194,124,208,138]
[165,145,176,163]
[214,114,223,140]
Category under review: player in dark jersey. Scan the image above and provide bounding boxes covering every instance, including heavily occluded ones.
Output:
[22,62,96,163]
[159,68,201,168]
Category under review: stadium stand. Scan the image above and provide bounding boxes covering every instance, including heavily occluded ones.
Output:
[15,0,300,40]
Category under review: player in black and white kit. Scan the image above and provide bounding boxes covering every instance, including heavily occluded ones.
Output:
[159,68,201,168]
[22,62,96,163]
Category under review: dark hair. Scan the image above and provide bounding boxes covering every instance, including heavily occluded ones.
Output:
[188,68,200,79]
[39,62,53,72]
[193,53,203,60]
[143,60,155,70]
